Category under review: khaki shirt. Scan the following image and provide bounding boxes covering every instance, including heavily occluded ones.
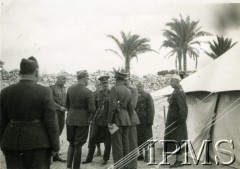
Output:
[50,84,66,111]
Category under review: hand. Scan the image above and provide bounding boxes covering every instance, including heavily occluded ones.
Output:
[60,106,66,112]
[108,123,113,130]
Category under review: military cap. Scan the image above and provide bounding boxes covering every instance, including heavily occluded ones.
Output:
[19,56,39,75]
[98,75,110,83]
[57,72,68,78]
[136,82,144,87]
[171,74,182,81]
[113,68,127,79]
[77,70,89,79]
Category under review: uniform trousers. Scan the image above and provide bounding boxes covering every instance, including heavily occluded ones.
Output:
[128,125,138,169]
[66,125,89,169]
[111,126,129,169]
[3,148,50,169]
[56,110,65,135]
[86,124,111,161]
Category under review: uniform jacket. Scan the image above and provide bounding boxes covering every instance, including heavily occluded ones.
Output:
[0,79,60,152]
[107,84,133,127]
[50,84,66,111]
[93,89,110,126]
[66,83,96,126]
[127,85,140,126]
[136,91,155,125]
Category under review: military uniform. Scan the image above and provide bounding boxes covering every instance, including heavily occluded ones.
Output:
[66,70,96,169]
[85,88,111,163]
[127,85,140,169]
[50,84,66,135]
[164,85,188,153]
[136,90,155,159]
[0,57,60,169]
[108,69,133,169]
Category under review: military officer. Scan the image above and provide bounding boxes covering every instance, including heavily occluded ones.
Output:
[0,57,60,169]
[125,75,140,169]
[136,82,155,162]
[83,75,111,165]
[164,74,188,168]
[108,69,134,169]
[50,72,67,162]
[66,70,96,169]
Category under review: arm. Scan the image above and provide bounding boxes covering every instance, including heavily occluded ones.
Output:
[107,87,117,124]
[87,91,96,115]
[127,97,134,118]
[49,86,62,111]
[0,89,9,143]
[130,87,138,109]
[147,93,155,125]
[65,90,70,110]
[176,90,188,124]
[42,88,60,152]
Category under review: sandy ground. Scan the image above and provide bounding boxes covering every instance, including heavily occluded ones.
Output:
[0,99,233,169]
[0,130,232,169]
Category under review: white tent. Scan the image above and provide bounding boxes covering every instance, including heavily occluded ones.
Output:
[152,45,240,168]
[151,44,240,98]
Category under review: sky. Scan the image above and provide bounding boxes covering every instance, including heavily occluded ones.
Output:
[1,0,240,77]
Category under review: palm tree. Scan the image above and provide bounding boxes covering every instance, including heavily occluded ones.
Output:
[205,35,237,59]
[161,15,211,72]
[106,31,157,73]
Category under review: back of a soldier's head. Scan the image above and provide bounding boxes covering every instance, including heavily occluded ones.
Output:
[19,56,39,75]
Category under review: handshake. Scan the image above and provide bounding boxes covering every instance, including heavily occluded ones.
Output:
[60,106,67,112]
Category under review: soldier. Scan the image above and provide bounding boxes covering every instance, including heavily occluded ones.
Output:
[164,74,188,168]
[0,57,60,169]
[49,72,67,162]
[83,75,111,165]
[125,75,140,169]
[66,70,96,169]
[108,69,133,169]
[136,82,155,162]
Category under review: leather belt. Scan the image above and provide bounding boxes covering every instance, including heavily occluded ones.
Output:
[10,119,40,124]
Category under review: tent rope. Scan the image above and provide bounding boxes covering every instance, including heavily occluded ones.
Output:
[156,96,240,168]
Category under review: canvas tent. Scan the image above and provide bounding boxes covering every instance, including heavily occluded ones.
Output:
[151,45,240,168]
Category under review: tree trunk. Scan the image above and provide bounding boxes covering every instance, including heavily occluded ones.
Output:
[183,50,187,72]
[125,58,130,74]
[195,57,198,69]
[175,57,178,70]
[178,53,182,71]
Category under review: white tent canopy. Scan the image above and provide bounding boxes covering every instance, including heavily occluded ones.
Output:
[151,44,240,98]
[151,45,240,168]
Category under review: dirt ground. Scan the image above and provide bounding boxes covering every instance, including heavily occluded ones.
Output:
[0,133,232,169]
[0,118,233,169]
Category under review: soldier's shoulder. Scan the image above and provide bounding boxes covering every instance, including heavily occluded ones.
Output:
[142,91,150,97]
[67,84,78,90]
[1,83,17,94]
[176,87,185,93]
[84,86,93,94]
[36,84,51,90]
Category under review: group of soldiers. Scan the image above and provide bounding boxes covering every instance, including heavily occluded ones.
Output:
[0,56,188,169]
